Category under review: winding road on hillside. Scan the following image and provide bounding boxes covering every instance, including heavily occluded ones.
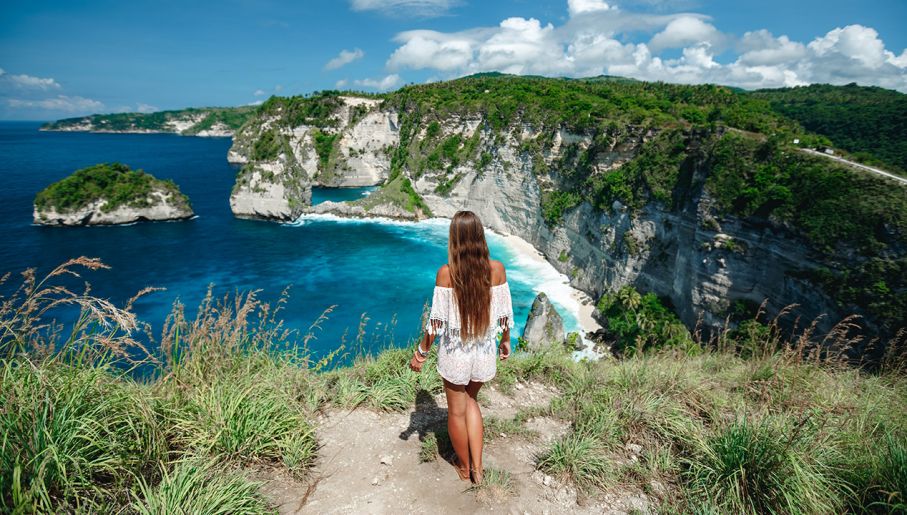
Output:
[800,148,907,186]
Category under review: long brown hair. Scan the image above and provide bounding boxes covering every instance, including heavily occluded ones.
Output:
[448,211,492,341]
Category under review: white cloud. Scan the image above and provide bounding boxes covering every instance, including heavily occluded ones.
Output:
[737,30,807,66]
[0,68,61,90]
[353,74,403,90]
[568,0,613,17]
[336,79,349,88]
[349,0,459,17]
[325,48,365,70]
[649,16,724,51]
[7,95,103,112]
[136,103,157,113]
[253,89,266,96]
[380,1,907,92]
[388,30,481,71]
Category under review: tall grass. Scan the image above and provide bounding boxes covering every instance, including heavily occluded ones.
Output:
[0,259,322,512]
[522,340,907,512]
[131,459,270,514]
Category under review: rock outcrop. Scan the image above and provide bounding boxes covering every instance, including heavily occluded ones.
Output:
[227,96,399,220]
[34,194,193,226]
[522,293,567,351]
[34,163,193,226]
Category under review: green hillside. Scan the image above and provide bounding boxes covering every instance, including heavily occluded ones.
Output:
[752,83,907,173]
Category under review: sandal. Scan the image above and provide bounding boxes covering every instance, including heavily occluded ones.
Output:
[454,457,470,481]
[471,467,484,485]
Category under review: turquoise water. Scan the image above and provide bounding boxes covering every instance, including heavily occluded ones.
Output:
[311,186,377,205]
[0,122,578,358]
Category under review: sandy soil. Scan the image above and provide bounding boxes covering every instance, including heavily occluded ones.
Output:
[250,381,651,514]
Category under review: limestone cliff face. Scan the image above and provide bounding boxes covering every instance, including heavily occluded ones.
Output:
[228,96,399,219]
[382,116,850,334]
[231,107,879,336]
[34,188,193,226]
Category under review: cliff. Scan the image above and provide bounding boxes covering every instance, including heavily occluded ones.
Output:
[34,163,194,226]
[41,106,256,137]
[225,77,906,342]
[227,94,400,220]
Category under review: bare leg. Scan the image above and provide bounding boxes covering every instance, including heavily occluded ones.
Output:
[443,379,470,480]
[465,381,484,483]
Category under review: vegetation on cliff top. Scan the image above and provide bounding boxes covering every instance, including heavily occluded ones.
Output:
[34,162,191,214]
[384,74,790,134]
[1,260,905,513]
[753,83,907,174]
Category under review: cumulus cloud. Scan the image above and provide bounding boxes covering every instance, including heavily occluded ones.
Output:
[567,0,613,17]
[350,0,459,17]
[136,103,157,113]
[649,16,725,52]
[0,68,61,90]
[336,79,349,88]
[381,2,907,92]
[325,48,365,70]
[7,95,103,112]
[254,89,266,96]
[354,74,403,90]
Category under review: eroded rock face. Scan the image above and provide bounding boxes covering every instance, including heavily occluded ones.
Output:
[228,96,399,220]
[230,158,311,221]
[522,293,566,351]
[34,189,193,226]
[233,106,871,336]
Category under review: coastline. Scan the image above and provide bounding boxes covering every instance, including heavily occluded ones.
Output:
[494,231,603,337]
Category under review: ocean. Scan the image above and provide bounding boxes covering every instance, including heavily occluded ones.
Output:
[0,121,580,359]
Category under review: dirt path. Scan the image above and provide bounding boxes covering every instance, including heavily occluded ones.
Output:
[251,382,651,514]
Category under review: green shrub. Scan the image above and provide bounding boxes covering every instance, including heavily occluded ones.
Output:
[596,286,697,356]
[1,360,167,512]
[684,417,843,514]
[162,371,317,473]
[131,459,269,515]
[33,163,189,213]
[537,433,614,489]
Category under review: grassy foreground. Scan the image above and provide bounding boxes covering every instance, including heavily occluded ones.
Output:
[1,259,906,513]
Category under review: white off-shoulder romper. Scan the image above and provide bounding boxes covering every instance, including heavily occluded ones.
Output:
[426,283,514,385]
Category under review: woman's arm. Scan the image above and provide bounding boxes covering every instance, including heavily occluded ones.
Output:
[499,327,511,360]
[410,330,434,372]
[410,265,450,372]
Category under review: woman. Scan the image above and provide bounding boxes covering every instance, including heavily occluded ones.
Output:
[409,211,513,484]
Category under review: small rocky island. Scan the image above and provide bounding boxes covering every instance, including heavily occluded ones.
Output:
[34,163,194,226]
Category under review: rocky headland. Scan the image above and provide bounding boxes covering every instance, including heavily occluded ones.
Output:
[34,163,194,226]
[39,106,256,137]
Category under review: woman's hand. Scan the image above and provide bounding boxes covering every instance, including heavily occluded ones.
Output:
[409,352,425,372]
[499,339,511,360]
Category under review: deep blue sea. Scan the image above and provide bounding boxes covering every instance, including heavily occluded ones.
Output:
[0,121,579,359]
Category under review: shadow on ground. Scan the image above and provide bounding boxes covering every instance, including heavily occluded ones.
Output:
[399,389,453,462]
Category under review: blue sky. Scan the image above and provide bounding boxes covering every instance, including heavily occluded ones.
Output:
[1,0,905,120]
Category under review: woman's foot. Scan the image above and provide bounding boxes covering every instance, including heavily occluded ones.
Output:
[470,466,484,485]
[454,457,470,481]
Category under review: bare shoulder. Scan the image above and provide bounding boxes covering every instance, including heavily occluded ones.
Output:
[490,260,507,286]
[435,264,452,287]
